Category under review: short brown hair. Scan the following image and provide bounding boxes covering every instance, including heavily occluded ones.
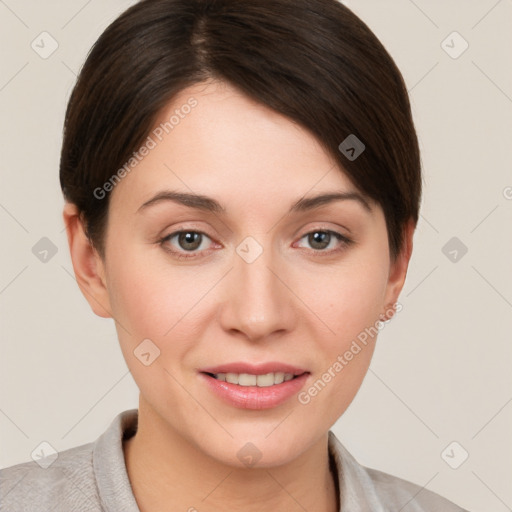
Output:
[60,0,421,260]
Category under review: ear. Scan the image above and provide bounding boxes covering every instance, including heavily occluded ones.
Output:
[62,202,113,319]
[381,219,415,320]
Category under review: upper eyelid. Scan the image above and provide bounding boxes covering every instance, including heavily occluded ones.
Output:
[163,225,349,239]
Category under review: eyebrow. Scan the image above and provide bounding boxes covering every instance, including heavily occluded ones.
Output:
[136,190,372,215]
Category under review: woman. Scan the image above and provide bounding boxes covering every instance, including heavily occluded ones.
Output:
[0,0,468,510]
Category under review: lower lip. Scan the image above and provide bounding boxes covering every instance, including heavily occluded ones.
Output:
[200,372,309,410]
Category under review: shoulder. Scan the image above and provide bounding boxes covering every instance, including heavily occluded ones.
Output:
[0,441,101,512]
[364,465,468,512]
[1,409,139,512]
[328,431,469,512]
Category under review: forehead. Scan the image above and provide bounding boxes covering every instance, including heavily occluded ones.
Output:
[109,79,365,213]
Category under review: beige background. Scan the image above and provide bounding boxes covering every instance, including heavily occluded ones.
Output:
[1,1,511,511]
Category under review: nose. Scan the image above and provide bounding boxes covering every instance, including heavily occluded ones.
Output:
[218,240,297,343]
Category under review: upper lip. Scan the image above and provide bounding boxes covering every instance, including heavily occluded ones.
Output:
[200,362,309,376]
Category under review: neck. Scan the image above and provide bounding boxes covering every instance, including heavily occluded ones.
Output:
[123,399,339,512]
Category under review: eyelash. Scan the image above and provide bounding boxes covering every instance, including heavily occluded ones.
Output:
[158,228,354,260]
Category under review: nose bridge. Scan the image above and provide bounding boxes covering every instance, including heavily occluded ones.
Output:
[220,236,295,340]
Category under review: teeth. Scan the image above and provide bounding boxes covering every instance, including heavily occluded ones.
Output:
[226,373,239,384]
[256,373,274,387]
[238,373,257,386]
[213,372,296,387]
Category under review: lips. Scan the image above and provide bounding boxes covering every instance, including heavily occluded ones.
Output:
[198,362,310,409]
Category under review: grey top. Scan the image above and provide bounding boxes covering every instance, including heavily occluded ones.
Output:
[0,409,468,511]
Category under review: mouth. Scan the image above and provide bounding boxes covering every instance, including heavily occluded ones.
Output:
[198,363,310,409]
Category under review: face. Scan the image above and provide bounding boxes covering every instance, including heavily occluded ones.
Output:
[76,79,409,468]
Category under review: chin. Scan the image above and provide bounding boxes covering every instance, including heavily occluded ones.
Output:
[199,425,320,469]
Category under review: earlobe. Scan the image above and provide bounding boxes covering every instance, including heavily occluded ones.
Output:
[62,202,113,319]
[381,220,415,321]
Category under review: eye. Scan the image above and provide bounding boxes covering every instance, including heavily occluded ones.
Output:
[159,228,353,260]
[295,229,352,253]
[159,230,215,259]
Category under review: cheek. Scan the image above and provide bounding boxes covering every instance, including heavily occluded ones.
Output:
[293,254,389,420]
[106,246,207,336]
[104,252,205,403]
[104,247,226,387]
[305,257,389,345]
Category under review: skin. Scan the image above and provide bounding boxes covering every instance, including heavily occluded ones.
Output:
[63,79,414,512]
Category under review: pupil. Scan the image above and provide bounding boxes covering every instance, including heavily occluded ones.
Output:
[179,232,201,250]
[310,231,329,250]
